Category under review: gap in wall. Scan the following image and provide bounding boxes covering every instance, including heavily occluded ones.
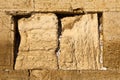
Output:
[97,13,105,69]
[12,14,32,69]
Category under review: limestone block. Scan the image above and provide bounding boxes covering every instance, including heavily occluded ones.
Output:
[0,12,14,70]
[15,51,58,70]
[30,70,120,80]
[28,29,57,50]
[103,12,120,69]
[0,0,119,12]
[15,13,58,70]
[0,70,28,80]
[59,13,101,70]
[34,0,71,12]
[34,0,118,12]
[0,0,33,11]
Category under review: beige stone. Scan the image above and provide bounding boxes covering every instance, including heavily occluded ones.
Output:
[15,13,58,70]
[0,12,14,70]
[0,70,28,80]
[15,51,58,70]
[30,70,120,80]
[103,12,120,69]
[34,0,118,12]
[0,0,119,12]
[34,0,71,12]
[0,0,34,11]
[59,13,101,70]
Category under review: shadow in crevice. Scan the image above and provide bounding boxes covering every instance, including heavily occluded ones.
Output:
[13,14,31,69]
[54,14,62,69]
[97,13,103,66]
[97,12,103,46]
[55,14,62,54]
[97,13,103,35]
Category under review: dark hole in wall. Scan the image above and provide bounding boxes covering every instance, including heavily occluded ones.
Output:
[97,13,103,34]
[97,12,103,44]
[13,14,31,69]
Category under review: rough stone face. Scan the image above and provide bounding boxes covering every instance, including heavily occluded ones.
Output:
[59,13,101,70]
[34,0,117,12]
[30,70,120,80]
[0,70,28,80]
[15,13,58,70]
[0,12,14,70]
[0,0,119,12]
[103,12,120,69]
[0,0,33,11]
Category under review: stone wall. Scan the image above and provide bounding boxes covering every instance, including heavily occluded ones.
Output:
[0,0,120,80]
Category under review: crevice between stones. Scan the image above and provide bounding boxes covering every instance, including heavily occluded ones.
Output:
[28,70,31,80]
[12,14,31,69]
[97,12,103,65]
[55,14,62,69]
[97,13,107,70]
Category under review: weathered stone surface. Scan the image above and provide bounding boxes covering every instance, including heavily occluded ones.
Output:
[0,0,120,12]
[0,0,33,11]
[30,70,120,80]
[34,0,71,12]
[0,12,14,70]
[0,70,28,80]
[15,13,58,70]
[15,51,58,70]
[34,0,118,12]
[59,13,101,70]
[103,12,120,70]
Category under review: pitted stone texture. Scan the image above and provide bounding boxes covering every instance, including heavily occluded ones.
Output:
[103,12,120,70]
[34,0,117,12]
[0,0,33,11]
[15,51,58,70]
[0,12,14,70]
[59,14,101,70]
[0,70,28,80]
[30,70,120,80]
[0,0,119,12]
[15,13,58,70]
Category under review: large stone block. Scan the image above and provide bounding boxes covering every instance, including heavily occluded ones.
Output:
[0,0,33,11]
[0,0,119,12]
[34,0,71,12]
[103,12,120,69]
[0,12,14,70]
[15,51,58,70]
[0,70,28,80]
[30,70,120,80]
[15,13,58,70]
[59,13,101,70]
[34,0,118,12]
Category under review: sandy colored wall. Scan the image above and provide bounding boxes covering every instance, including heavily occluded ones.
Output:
[0,0,120,80]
